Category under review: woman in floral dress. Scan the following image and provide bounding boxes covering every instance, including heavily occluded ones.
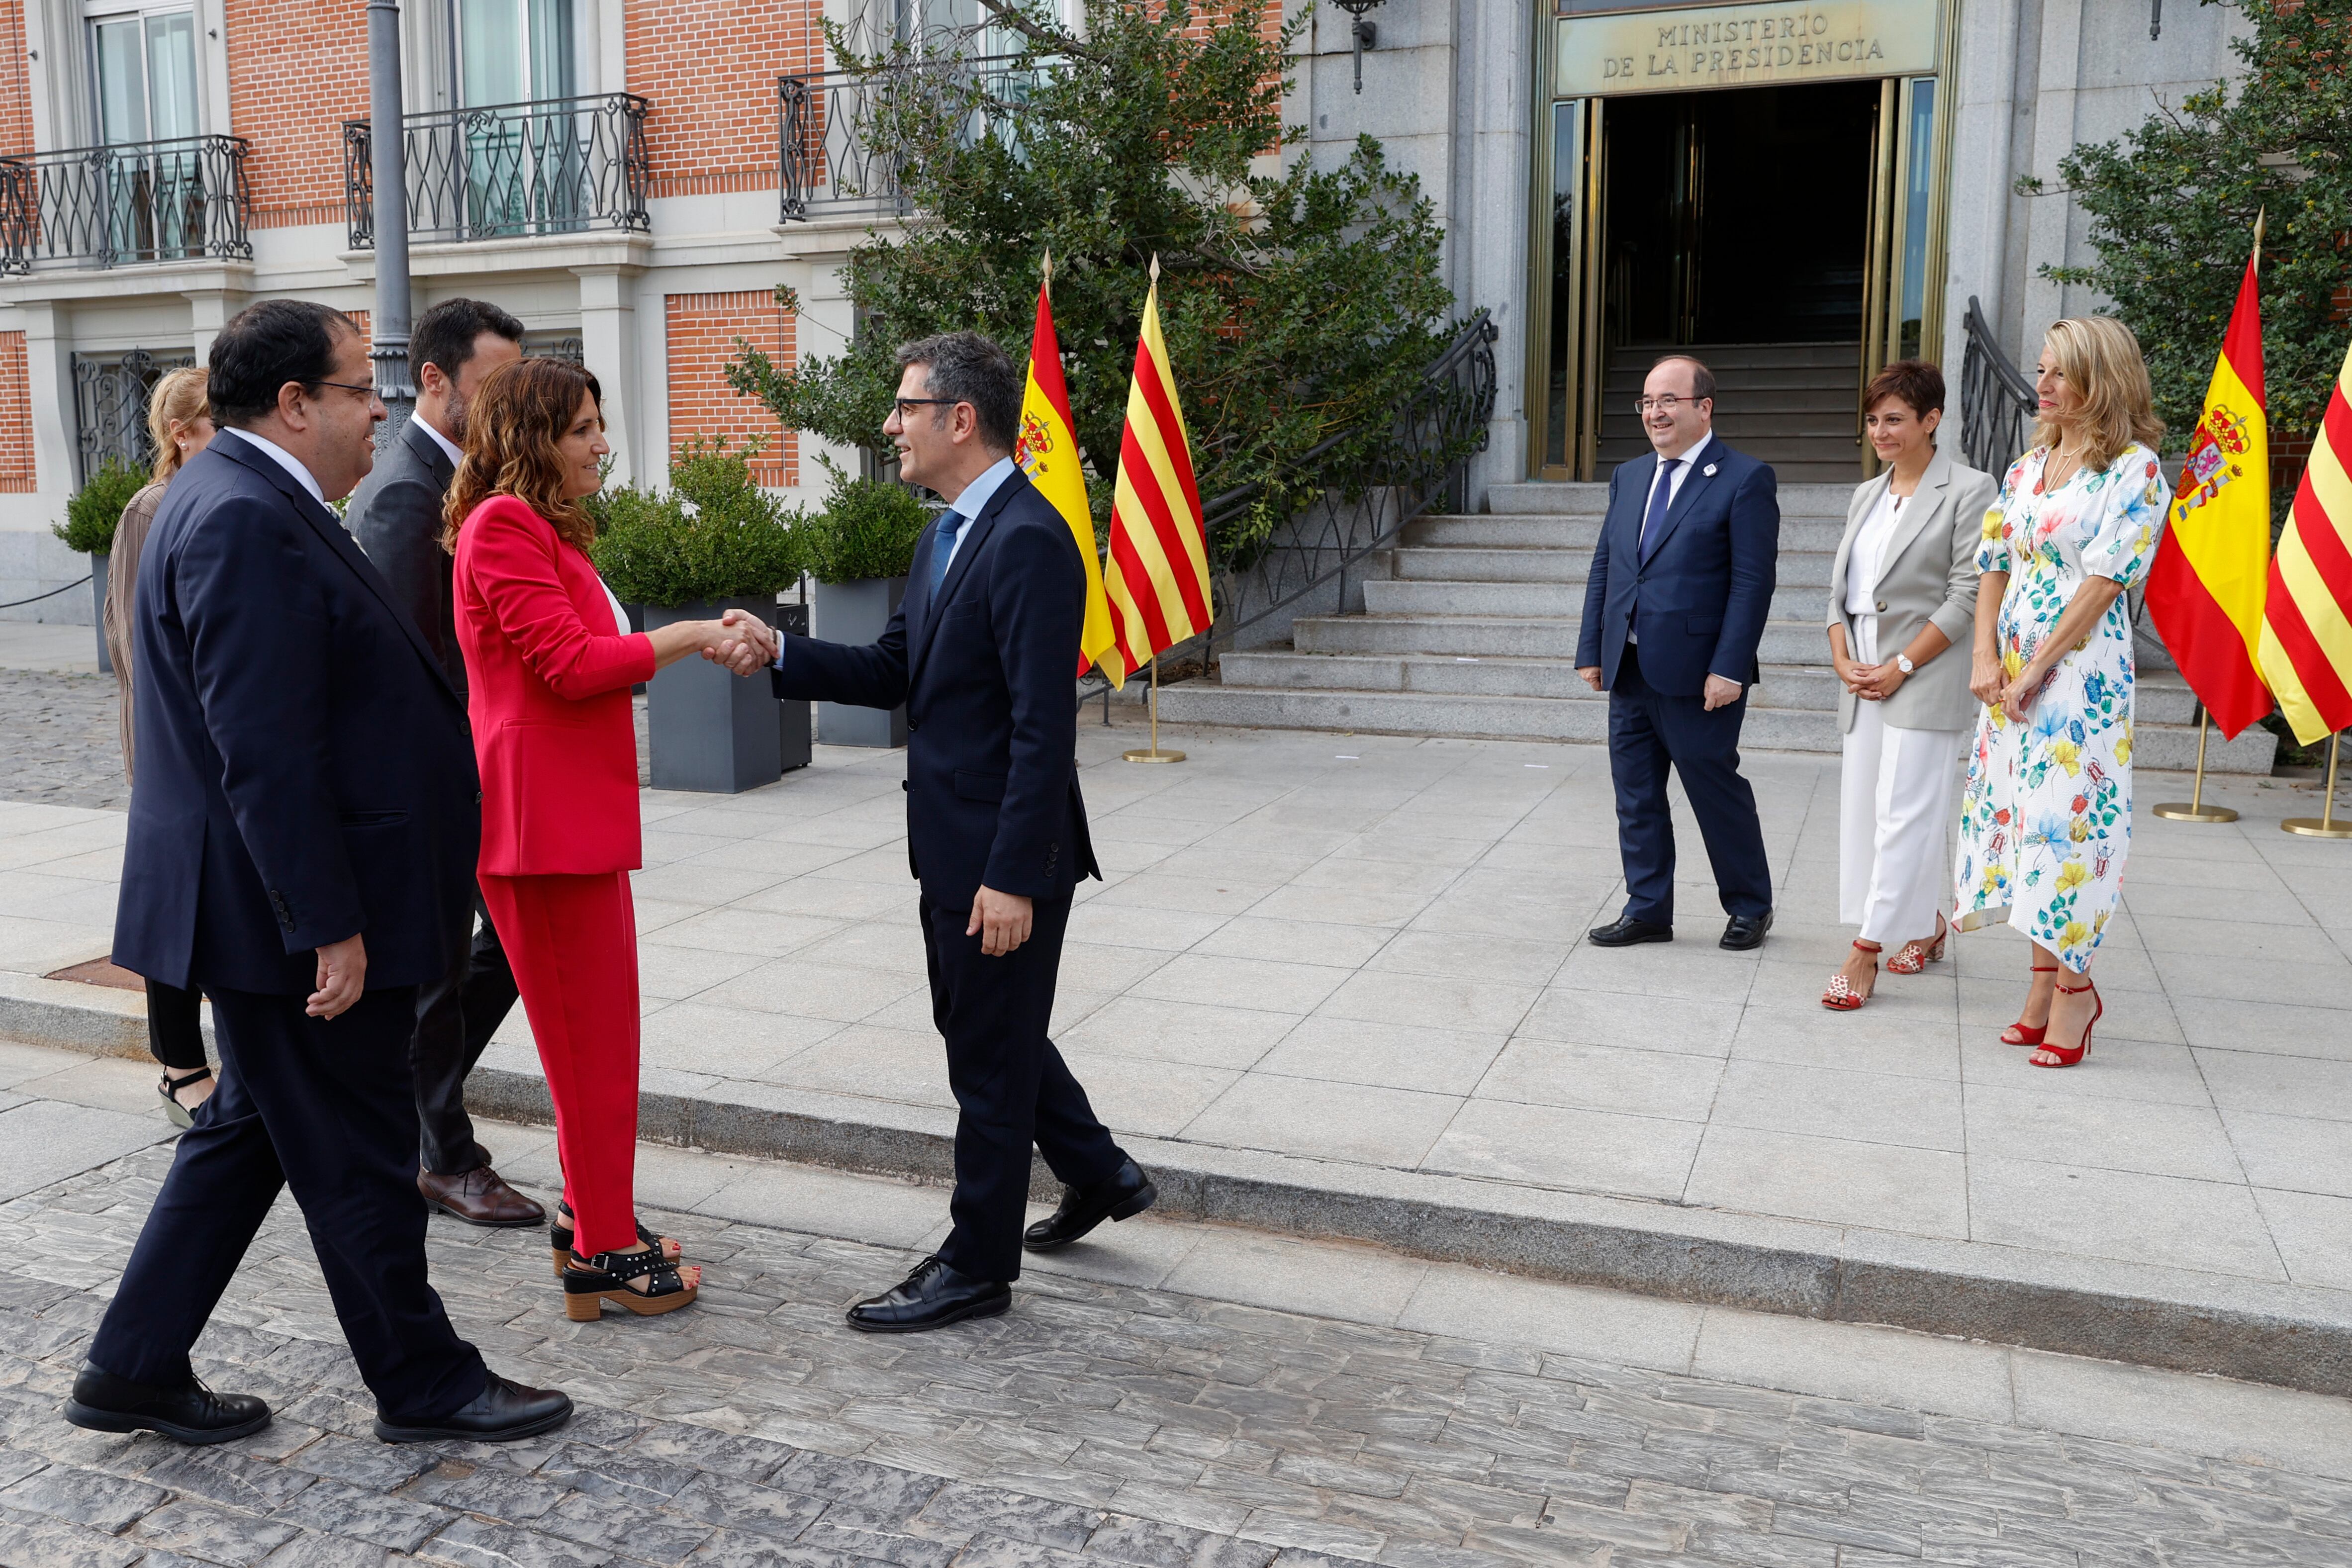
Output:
[1953,316,2168,1068]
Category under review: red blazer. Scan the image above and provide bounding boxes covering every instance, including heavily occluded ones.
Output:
[452,493,656,876]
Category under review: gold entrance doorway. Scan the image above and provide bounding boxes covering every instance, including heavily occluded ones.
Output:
[1527,0,1951,482]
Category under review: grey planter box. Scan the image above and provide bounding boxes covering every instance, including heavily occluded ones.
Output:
[811,575,908,747]
[643,596,807,793]
[91,553,112,676]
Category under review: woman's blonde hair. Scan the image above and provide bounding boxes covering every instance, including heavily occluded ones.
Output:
[145,367,210,483]
[441,357,603,553]
[2032,316,2164,472]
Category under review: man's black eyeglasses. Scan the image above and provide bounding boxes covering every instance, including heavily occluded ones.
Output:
[306,378,379,401]
[892,397,962,417]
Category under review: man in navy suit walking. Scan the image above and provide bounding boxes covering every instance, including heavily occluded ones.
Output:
[723,331,1154,1332]
[66,300,569,1446]
[1575,354,1780,951]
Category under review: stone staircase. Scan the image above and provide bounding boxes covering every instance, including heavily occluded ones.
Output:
[1158,481,2280,773]
[1600,341,1868,484]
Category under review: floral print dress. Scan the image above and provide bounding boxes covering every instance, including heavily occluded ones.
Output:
[1953,443,2169,973]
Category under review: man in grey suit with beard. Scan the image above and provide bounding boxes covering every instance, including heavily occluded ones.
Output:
[346,297,535,1227]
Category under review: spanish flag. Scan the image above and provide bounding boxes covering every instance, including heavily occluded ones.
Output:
[2146,243,2272,738]
[1015,272,1116,680]
[2259,336,2352,744]
[1100,263,1211,687]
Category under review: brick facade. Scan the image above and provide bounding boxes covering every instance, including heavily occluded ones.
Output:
[664,291,793,487]
[0,330,33,493]
[0,0,30,157]
[226,0,368,229]
[628,0,822,199]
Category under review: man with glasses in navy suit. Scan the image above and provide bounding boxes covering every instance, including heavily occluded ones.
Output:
[1576,354,1781,952]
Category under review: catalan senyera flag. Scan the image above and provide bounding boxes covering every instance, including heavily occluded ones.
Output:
[1014,279,1116,679]
[2145,246,2273,738]
[1100,268,1211,688]
[2260,337,2352,744]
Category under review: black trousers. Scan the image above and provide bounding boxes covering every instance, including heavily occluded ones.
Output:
[921,892,1125,1283]
[1607,644,1775,926]
[411,892,521,1175]
[144,976,207,1072]
[87,984,488,1425]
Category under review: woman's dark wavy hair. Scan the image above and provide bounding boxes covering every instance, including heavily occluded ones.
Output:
[442,357,603,553]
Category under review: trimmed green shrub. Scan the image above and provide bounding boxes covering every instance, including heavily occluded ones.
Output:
[52,458,148,555]
[589,438,804,607]
[795,456,932,585]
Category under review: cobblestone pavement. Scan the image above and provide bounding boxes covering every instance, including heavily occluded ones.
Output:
[0,670,125,812]
[2,1134,2349,1568]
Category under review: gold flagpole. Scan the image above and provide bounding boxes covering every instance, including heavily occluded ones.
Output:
[2282,731,2352,837]
[1123,654,1185,763]
[2153,709,2238,822]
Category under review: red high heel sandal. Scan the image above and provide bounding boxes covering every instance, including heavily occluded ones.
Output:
[1823,940,1881,1011]
[1885,915,1948,976]
[2002,964,2063,1046]
[2031,978,2101,1069]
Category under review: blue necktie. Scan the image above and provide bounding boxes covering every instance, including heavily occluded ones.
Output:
[927,511,965,605]
[1639,458,1681,558]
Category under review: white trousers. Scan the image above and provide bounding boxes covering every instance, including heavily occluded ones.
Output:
[1838,619,1966,943]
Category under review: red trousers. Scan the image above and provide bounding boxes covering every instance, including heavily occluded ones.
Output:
[478,870,641,1256]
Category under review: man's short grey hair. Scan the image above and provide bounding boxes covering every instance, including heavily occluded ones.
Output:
[1647,353,1716,403]
[897,331,1020,454]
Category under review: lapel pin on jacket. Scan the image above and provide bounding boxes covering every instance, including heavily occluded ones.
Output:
[1703,463,1718,476]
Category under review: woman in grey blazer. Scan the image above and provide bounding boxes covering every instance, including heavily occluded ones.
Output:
[1822,361,1998,1009]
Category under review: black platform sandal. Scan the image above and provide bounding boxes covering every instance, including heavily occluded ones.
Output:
[157,1066,213,1130]
[547,1202,681,1278]
[563,1246,700,1321]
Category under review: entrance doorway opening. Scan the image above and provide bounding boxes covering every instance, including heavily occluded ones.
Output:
[1535,72,1946,482]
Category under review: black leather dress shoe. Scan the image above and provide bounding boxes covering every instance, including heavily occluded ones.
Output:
[1588,916,1674,947]
[372,1373,573,1444]
[1024,1159,1157,1252]
[1721,911,1775,950]
[846,1256,1011,1334]
[65,1365,270,1446]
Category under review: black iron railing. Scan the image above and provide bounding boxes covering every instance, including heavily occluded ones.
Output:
[1961,295,2036,476]
[776,55,1046,222]
[0,136,251,274]
[343,93,651,248]
[74,347,195,484]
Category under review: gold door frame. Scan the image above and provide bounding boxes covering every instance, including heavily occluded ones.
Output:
[1525,0,1957,482]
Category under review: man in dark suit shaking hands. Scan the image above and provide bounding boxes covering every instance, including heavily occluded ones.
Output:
[1575,354,1780,951]
[67,300,569,1446]
[724,331,1154,1332]
[347,297,541,1230]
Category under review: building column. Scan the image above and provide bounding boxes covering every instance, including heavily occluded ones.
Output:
[2020,0,2086,357]
[22,301,78,500]
[185,288,253,365]
[1456,0,1528,499]
[576,265,647,486]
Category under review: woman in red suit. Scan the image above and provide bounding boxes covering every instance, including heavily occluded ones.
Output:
[445,358,767,1319]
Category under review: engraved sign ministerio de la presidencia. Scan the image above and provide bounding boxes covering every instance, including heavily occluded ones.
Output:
[1556,0,1940,96]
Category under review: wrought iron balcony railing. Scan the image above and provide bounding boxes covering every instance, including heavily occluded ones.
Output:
[1961,295,2037,477]
[0,135,252,274]
[343,92,651,249]
[775,55,1048,223]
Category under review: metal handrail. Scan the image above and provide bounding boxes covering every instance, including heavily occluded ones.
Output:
[0,135,251,274]
[343,92,651,249]
[776,55,1049,223]
[1960,295,2036,476]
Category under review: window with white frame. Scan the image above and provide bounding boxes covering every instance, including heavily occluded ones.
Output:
[457,0,574,106]
[85,1,198,146]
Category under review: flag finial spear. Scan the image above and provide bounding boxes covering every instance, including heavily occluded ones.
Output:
[1042,247,1053,297]
[2253,208,2266,277]
[1148,253,1160,285]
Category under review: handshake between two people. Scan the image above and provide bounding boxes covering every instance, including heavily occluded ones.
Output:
[668,607,780,678]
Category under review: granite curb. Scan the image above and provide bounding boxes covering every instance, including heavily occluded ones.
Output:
[10,975,2349,1402]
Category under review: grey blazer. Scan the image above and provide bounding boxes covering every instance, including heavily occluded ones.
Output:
[1826,446,1997,735]
[346,417,466,697]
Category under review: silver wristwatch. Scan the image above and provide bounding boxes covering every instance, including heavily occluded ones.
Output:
[1894,653,1915,675]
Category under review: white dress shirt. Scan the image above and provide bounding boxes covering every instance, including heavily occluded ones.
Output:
[1627,431,1713,645]
[938,454,1018,570]
[414,415,465,472]
[1845,484,1906,620]
[227,428,327,508]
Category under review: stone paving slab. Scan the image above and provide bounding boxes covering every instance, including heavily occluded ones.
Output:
[0,1068,2350,1568]
[6,688,2352,1392]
